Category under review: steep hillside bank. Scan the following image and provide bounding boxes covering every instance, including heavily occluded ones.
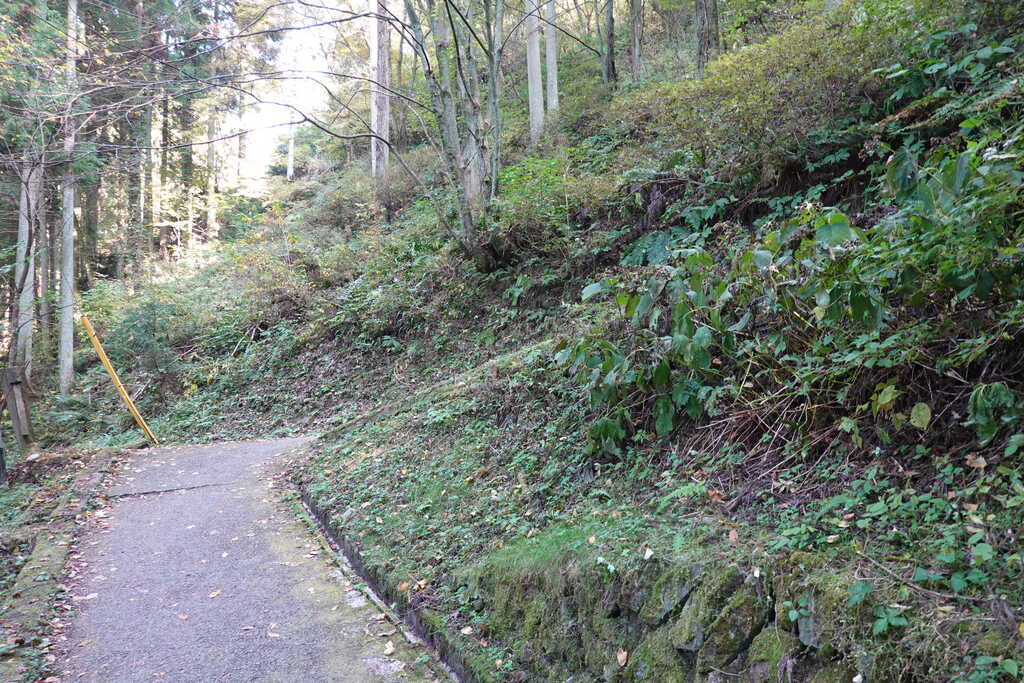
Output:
[40,2,1024,679]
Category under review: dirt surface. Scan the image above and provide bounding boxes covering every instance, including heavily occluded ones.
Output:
[53,438,440,682]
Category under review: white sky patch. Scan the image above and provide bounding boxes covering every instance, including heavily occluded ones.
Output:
[237,5,358,193]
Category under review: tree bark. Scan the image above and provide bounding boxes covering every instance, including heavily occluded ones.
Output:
[485,0,505,200]
[81,174,99,290]
[178,90,194,254]
[526,0,545,144]
[59,0,78,396]
[544,0,559,113]
[37,172,50,348]
[205,112,218,241]
[15,163,40,378]
[159,95,171,259]
[629,0,642,75]
[369,0,391,182]
[695,0,719,76]
[403,0,495,271]
[601,0,617,84]
[456,2,486,201]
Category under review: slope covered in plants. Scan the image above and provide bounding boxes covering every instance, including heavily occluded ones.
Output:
[34,0,1024,679]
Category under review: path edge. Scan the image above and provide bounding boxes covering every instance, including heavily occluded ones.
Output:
[0,451,117,681]
[293,484,475,682]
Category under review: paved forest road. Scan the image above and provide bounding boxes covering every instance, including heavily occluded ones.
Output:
[55,439,440,683]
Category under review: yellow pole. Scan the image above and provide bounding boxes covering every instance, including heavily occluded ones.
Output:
[79,313,159,446]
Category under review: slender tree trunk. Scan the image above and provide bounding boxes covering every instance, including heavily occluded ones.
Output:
[139,104,153,267]
[403,0,494,271]
[59,0,78,396]
[544,0,559,113]
[629,0,642,75]
[695,0,718,76]
[369,0,391,182]
[395,31,406,144]
[485,0,505,200]
[82,174,98,289]
[178,92,194,254]
[159,96,171,259]
[526,0,545,144]
[37,175,50,348]
[206,113,218,241]
[15,163,39,377]
[456,3,486,201]
[602,0,617,84]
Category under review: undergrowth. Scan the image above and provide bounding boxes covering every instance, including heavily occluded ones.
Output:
[32,1,1024,679]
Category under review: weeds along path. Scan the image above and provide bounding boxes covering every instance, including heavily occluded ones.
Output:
[53,439,441,682]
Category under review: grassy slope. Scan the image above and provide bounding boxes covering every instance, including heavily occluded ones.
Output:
[38,1,1024,679]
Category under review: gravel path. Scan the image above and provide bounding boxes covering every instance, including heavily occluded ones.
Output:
[55,438,439,682]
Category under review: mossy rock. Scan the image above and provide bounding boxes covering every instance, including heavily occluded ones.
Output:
[669,566,746,654]
[639,564,699,627]
[771,555,859,652]
[742,626,802,682]
[621,623,693,682]
[695,571,773,671]
[808,661,858,682]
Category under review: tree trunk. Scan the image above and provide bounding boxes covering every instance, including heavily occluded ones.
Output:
[178,91,194,254]
[205,113,218,241]
[58,0,78,396]
[403,0,495,271]
[526,0,545,144]
[369,0,391,182]
[37,173,50,348]
[485,0,505,200]
[159,95,171,259]
[395,30,406,145]
[139,104,153,268]
[15,163,40,378]
[81,174,99,290]
[695,0,718,76]
[629,0,642,75]
[544,0,559,113]
[601,0,617,84]
[456,2,486,201]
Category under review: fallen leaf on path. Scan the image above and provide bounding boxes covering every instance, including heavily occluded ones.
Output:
[383,641,395,656]
[77,639,92,647]
[267,631,281,638]
[241,626,254,631]
[178,614,188,620]
[208,590,221,598]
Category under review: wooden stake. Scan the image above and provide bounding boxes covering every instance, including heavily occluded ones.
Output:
[79,313,159,446]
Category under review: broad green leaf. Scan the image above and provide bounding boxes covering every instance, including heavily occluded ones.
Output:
[653,397,674,436]
[581,282,605,301]
[814,210,857,247]
[910,403,931,429]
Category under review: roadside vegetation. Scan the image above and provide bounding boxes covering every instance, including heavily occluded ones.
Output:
[8,0,1022,679]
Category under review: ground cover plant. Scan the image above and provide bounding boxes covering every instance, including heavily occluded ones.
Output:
[12,0,1024,679]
